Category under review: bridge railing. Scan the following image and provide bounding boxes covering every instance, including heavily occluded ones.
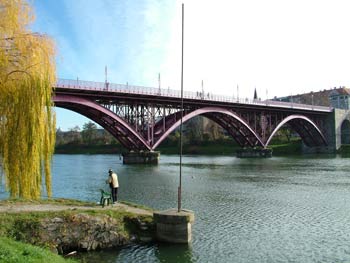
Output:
[56,79,333,112]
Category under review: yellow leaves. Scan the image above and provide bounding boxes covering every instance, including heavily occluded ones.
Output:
[0,0,56,199]
[0,0,32,36]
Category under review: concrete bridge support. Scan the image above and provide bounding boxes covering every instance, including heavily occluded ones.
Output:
[302,109,350,154]
[154,209,195,243]
[122,151,160,164]
[333,109,350,150]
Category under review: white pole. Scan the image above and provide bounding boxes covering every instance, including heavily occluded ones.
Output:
[178,3,184,213]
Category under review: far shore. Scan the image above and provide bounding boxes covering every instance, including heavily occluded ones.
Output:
[55,140,311,156]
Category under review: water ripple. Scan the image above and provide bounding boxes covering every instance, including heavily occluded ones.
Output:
[14,154,350,263]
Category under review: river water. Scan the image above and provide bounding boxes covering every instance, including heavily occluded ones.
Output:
[1,154,350,263]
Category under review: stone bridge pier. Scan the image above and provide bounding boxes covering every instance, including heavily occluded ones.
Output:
[303,109,350,154]
[332,109,350,150]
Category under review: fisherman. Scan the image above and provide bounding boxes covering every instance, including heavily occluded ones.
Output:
[106,169,119,203]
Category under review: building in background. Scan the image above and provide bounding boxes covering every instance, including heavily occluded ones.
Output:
[329,88,350,109]
[273,86,350,109]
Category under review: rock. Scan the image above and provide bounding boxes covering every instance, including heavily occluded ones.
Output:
[80,241,88,249]
[51,217,64,223]
[37,213,135,254]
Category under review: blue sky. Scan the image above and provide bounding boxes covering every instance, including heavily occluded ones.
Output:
[32,0,350,131]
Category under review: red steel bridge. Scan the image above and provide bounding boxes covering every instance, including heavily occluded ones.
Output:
[53,79,335,152]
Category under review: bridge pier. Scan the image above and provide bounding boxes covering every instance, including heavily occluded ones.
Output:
[236,148,272,158]
[122,151,160,164]
[154,209,195,243]
[301,144,335,154]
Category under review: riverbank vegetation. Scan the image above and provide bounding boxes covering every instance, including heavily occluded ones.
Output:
[55,118,304,155]
[337,144,350,155]
[0,0,56,199]
[0,199,154,262]
[0,237,76,263]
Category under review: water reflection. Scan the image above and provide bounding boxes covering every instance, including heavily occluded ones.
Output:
[76,243,194,263]
[155,243,194,263]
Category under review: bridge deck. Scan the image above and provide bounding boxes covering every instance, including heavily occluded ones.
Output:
[55,79,332,113]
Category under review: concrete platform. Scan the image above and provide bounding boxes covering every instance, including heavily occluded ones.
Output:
[122,151,160,164]
[153,208,195,243]
[236,148,272,158]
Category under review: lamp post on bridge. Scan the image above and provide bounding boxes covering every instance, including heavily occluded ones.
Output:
[201,80,204,99]
[105,65,109,91]
[158,73,161,95]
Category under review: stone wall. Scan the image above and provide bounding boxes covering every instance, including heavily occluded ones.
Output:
[333,109,350,150]
[38,213,154,254]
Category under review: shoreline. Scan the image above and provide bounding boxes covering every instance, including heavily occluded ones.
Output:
[54,140,306,156]
[0,198,155,261]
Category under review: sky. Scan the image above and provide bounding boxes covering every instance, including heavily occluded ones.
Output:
[32,0,350,131]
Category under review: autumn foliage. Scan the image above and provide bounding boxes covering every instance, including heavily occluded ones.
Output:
[0,0,56,199]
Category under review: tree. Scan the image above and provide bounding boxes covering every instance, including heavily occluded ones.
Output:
[205,120,224,141]
[184,116,204,145]
[66,126,82,144]
[0,0,56,199]
[81,121,98,144]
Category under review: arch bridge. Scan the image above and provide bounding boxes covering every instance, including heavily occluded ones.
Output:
[53,79,339,158]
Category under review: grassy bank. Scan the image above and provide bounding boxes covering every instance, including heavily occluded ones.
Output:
[54,139,305,156]
[0,198,154,262]
[0,237,76,263]
[158,140,303,156]
[337,144,350,156]
[158,140,239,155]
[0,200,153,241]
[269,140,302,155]
[54,140,239,155]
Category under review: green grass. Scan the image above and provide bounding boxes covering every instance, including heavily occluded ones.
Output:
[337,144,350,154]
[158,141,239,155]
[269,140,302,155]
[120,200,154,212]
[159,140,304,156]
[0,198,96,207]
[0,209,152,241]
[54,138,305,156]
[0,237,76,263]
[0,198,154,250]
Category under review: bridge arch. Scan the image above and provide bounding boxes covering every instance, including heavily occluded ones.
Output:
[152,107,264,150]
[53,94,151,151]
[265,115,327,148]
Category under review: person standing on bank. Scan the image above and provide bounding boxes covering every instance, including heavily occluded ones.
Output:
[107,169,119,203]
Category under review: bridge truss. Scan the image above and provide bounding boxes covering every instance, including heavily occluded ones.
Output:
[54,79,331,151]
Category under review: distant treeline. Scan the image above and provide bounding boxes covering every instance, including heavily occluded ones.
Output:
[55,117,299,154]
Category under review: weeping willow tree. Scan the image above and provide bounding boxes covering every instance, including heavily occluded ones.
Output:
[0,0,56,199]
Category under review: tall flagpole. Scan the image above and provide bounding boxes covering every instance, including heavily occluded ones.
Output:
[178,3,184,213]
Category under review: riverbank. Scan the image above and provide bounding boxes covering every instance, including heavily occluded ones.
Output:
[0,236,76,263]
[55,140,304,156]
[0,199,155,262]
